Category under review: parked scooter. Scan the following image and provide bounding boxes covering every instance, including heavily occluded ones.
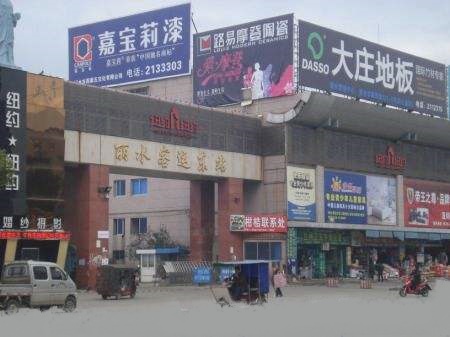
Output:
[399,275,432,297]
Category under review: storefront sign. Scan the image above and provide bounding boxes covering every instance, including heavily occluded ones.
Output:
[0,230,70,240]
[193,14,294,106]
[299,229,350,245]
[97,230,109,239]
[324,170,367,224]
[230,214,287,233]
[69,4,191,87]
[193,267,212,284]
[287,166,316,221]
[298,20,447,118]
[404,179,450,228]
[149,106,198,138]
[375,146,406,170]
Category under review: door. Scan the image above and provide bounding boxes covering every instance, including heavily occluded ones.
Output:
[30,265,52,306]
[49,266,69,305]
[140,253,156,282]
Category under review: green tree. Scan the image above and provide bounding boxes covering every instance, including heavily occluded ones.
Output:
[0,149,12,188]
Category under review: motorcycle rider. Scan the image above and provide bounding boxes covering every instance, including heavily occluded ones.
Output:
[410,264,422,290]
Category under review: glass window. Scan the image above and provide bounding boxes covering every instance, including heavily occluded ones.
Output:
[244,242,257,260]
[113,218,125,235]
[33,266,48,280]
[131,218,147,235]
[258,242,270,260]
[141,254,155,268]
[3,264,29,278]
[50,267,67,281]
[113,180,126,196]
[270,242,282,261]
[113,250,125,261]
[131,178,147,195]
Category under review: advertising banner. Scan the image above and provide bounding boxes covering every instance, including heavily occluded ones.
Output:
[324,170,367,224]
[404,179,450,228]
[367,175,396,226]
[193,14,294,106]
[68,3,190,87]
[230,214,287,233]
[287,166,316,221]
[298,20,447,118]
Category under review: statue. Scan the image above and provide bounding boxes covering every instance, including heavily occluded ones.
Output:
[0,0,20,66]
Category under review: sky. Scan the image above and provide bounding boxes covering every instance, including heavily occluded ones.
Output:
[10,0,450,79]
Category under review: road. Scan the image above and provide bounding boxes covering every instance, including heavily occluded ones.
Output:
[1,279,450,337]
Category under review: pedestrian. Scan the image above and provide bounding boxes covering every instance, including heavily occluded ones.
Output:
[368,258,375,280]
[376,260,384,282]
[273,268,286,297]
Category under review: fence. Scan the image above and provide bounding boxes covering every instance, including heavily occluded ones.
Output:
[162,261,212,285]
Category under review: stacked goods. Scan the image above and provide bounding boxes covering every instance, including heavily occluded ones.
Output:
[360,279,372,289]
[326,278,338,287]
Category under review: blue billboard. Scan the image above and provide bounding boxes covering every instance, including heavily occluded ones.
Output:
[68,3,190,87]
[324,170,367,224]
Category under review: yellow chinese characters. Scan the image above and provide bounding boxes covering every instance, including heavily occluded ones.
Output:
[197,151,207,173]
[177,150,190,169]
[135,145,150,165]
[114,144,129,161]
[215,154,226,173]
[158,146,170,168]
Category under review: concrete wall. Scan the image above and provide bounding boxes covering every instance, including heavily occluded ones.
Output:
[108,174,190,261]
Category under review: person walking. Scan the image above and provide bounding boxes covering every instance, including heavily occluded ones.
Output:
[273,268,286,297]
[376,260,384,282]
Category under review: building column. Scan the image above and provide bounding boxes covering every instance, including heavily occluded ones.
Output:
[189,181,215,262]
[316,165,325,223]
[217,178,244,261]
[64,164,109,289]
[397,175,404,227]
[56,239,69,269]
[4,239,18,264]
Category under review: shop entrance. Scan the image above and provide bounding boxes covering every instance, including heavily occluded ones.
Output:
[15,240,59,262]
[297,245,346,278]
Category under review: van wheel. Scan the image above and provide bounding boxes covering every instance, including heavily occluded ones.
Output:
[63,296,77,313]
[5,299,20,315]
[101,295,108,300]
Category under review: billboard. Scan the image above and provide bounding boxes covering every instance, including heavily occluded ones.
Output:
[367,175,396,226]
[68,3,190,87]
[230,214,287,233]
[325,170,367,224]
[404,179,450,228]
[287,166,316,221]
[298,20,448,118]
[193,14,294,107]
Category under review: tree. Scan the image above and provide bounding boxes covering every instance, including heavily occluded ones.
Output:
[0,149,12,189]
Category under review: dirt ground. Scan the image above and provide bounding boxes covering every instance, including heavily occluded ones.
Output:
[1,279,450,337]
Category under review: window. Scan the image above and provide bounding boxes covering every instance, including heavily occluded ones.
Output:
[141,254,155,268]
[131,217,147,235]
[33,266,48,280]
[3,264,29,278]
[244,242,282,261]
[125,86,149,96]
[113,218,125,235]
[50,267,67,281]
[131,178,147,195]
[113,250,125,261]
[113,180,126,197]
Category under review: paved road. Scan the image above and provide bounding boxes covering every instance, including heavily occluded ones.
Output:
[1,279,449,337]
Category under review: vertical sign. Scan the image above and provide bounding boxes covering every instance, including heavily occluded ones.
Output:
[287,166,316,221]
[0,67,27,230]
[324,170,367,224]
[68,3,191,87]
[298,20,448,118]
[193,14,294,106]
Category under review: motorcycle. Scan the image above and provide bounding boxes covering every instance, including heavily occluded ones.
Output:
[399,275,432,297]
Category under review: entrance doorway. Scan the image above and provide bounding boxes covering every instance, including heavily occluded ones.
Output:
[136,249,156,282]
[15,240,59,262]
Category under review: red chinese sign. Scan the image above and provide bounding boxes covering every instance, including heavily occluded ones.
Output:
[375,146,406,170]
[149,106,198,138]
[404,179,450,228]
[0,230,71,240]
[230,214,287,233]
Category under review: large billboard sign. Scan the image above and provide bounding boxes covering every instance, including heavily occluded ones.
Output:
[287,166,316,221]
[404,179,450,228]
[298,20,448,118]
[193,14,294,107]
[68,4,191,87]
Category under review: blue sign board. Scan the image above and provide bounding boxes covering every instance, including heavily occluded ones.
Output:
[324,170,367,224]
[193,267,212,284]
[68,4,191,87]
[219,266,234,282]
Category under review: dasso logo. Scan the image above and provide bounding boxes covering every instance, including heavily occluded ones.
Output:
[301,31,329,75]
[198,35,211,54]
[72,34,93,73]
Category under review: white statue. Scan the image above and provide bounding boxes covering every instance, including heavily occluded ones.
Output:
[0,0,20,66]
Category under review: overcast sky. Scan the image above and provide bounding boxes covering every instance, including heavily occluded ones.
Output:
[11,0,450,79]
